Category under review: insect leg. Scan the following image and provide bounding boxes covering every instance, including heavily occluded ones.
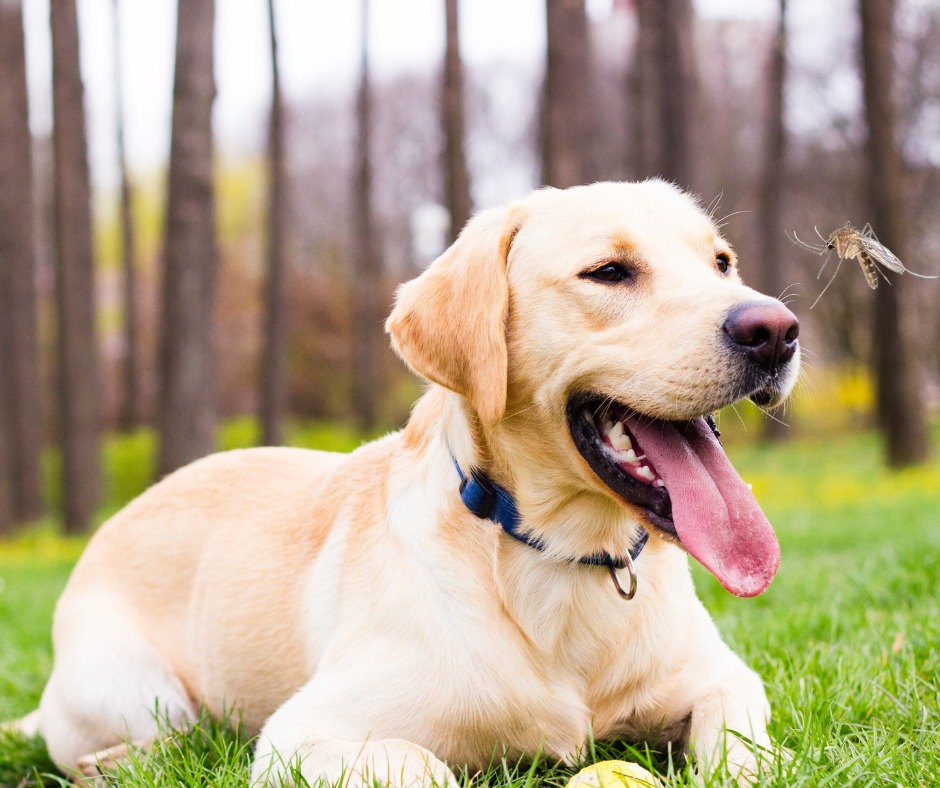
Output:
[816,248,836,280]
[810,254,846,309]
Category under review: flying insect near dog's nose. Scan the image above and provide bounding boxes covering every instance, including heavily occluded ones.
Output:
[791,222,938,308]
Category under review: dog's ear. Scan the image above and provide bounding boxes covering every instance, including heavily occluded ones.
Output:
[386,204,526,425]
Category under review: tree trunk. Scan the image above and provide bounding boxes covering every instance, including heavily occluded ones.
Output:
[259,0,287,446]
[758,0,790,440]
[50,0,101,532]
[352,0,382,431]
[631,1,652,181]
[112,0,140,432]
[157,0,218,477]
[542,0,591,188]
[634,0,698,190]
[0,0,44,525]
[0,396,11,534]
[859,0,930,467]
[442,0,472,241]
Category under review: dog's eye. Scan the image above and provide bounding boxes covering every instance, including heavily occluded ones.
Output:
[583,263,634,284]
[716,253,732,274]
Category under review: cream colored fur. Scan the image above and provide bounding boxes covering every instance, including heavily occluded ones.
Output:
[26,181,798,786]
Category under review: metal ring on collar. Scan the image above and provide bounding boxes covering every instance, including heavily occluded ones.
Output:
[607,550,638,600]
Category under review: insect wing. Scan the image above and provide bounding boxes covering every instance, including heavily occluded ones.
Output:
[859,236,906,274]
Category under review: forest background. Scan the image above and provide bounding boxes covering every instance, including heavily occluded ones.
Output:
[0,0,939,536]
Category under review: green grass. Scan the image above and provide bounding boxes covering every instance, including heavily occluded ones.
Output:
[1,423,938,786]
[694,428,940,786]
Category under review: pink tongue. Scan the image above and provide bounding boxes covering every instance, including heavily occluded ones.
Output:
[626,417,779,597]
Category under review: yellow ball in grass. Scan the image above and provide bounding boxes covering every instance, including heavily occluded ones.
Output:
[566,760,660,788]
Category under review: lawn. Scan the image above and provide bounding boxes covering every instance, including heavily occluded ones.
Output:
[0,423,938,786]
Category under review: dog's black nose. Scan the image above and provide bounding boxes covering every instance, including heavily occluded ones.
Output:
[723,302,799,370]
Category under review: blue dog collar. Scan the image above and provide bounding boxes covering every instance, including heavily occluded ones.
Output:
[452,456,648,599]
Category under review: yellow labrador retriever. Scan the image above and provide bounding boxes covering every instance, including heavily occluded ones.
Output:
[22,180,800,785]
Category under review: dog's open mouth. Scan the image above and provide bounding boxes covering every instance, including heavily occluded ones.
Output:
[567,394,780,597]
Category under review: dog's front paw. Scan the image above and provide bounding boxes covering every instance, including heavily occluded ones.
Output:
[691,729,774,786]
[725,735,770,785]
[251,736,458,787]
[688,674,774,785]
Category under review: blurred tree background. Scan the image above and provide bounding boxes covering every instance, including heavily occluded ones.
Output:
[0,0,938,534]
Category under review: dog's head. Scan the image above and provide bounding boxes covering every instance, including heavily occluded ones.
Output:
[387,181,800,597]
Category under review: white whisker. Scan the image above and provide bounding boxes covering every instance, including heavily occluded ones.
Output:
[729,403,748,434]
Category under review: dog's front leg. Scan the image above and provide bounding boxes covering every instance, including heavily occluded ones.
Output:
[686,663,772,784]
[251,735,456,788]
[250,683,457,788]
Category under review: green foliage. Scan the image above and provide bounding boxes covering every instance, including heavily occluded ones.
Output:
[690,427,940,786]
[0,730,59,788]
[218,416,262,451]
[0,560,70,723]
[102,428,158,518]
[38,419,373,528]
[1,424,938,785]
[97,708,254,788]
[41,429,159,525]
[715,365,879,443]
[285,420,371,453]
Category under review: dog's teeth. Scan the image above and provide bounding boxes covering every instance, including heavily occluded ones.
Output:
[622,448,639,463]
[636,465,655,482]
[652,478,665,488]
[613,435,633,451]
[746,482,752,490]
[609,421,625,441]
[611,430,633,452]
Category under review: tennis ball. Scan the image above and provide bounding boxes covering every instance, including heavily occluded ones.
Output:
[565,760,660,788]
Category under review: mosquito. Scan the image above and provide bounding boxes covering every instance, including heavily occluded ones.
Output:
[790,222,937,308]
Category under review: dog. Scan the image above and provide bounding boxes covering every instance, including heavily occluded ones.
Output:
[16,180,799,786]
